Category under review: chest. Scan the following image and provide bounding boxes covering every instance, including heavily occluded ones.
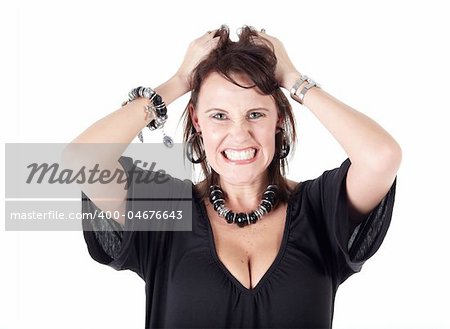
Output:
[206,204,288,290]
[164,196,336,327]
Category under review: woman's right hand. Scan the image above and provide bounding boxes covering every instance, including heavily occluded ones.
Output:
[175,30,220,91]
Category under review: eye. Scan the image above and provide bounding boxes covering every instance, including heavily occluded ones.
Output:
[211,112,227,120]
[248,112,265,120]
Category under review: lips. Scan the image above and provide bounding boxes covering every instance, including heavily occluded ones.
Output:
[222,148,257,161]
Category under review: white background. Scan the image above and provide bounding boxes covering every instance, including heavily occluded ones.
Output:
[1,0,449,328]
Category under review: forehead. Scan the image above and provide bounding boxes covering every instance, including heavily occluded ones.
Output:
[197,72,276,111]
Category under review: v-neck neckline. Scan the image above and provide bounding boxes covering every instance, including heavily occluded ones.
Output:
[193,182,303,295]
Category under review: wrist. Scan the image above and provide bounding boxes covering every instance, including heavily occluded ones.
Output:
[155,74,190,106]
[173,71,192,94]
[282,71,302,90]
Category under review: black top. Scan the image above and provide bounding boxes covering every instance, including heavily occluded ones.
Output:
[82,157,396,328]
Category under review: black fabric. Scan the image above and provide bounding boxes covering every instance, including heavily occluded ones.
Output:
[82,157,396,328]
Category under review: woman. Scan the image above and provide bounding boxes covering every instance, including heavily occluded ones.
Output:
[69,26,401,328]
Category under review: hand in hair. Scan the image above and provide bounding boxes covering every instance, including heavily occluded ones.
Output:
[175,30,221,91]
[256,31,302,90]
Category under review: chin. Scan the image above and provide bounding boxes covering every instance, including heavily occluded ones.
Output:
[215,167,268,186]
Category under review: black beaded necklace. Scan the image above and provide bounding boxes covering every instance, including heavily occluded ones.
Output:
[208,184,279,227]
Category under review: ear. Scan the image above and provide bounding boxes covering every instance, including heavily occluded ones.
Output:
[276,114,284,129]
[189,104,201,132]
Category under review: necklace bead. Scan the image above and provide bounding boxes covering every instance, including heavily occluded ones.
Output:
[208,184,279,227]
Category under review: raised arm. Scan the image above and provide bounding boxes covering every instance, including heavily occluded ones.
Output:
[63,31,219,224]
[259,31,402,226]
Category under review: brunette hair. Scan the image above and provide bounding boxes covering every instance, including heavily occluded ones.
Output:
[182,25,297,202]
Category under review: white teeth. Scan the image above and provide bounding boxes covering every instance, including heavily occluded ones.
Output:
[224,148,256,161]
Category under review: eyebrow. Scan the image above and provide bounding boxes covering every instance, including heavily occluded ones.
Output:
[204,107,271,114]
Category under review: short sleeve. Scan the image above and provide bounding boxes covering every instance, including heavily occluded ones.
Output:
[305,158,397,284]
[81,156,191,280]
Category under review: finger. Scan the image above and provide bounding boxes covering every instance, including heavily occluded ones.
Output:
[204,29,219,38]
[206,37,220,51]
[210,36,220,45]
[250,35,268,46]
[257,30,271,37]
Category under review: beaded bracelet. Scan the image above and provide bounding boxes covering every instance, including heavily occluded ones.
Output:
[122,86,173,147]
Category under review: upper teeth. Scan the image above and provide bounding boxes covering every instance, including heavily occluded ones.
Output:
[224,148,256,161]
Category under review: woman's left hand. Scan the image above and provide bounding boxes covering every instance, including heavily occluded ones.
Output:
[256,31,301,90]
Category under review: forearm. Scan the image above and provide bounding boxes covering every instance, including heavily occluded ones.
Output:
[71,74,188,145]
[256,31,401,169]
[64,74,189,172]
[291,78,401,171]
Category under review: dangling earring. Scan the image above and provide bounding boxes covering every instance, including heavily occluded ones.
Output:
[186,131,206,164]
[276,127,290,160]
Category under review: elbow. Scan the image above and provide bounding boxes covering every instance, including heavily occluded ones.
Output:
[61,143,95,172]
[61,143,87,170]
[61,144,78,170]
[369,140,402,174]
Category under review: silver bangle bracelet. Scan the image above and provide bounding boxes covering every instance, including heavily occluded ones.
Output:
[289,75,320,105]
[289,75,308,97]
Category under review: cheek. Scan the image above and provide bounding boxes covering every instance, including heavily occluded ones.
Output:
[255,126,277,146]
[264,135,277,154]
[201,128,223,151]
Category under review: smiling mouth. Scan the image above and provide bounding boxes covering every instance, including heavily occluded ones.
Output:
[222,148,257,161]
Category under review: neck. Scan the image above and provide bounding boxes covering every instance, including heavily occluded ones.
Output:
[218,176,270,212]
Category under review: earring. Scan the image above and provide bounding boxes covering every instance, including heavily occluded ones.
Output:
[276,128,290,160]
[186,131,206,164]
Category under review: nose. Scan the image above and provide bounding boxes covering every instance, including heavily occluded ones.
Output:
[228,119,253,143]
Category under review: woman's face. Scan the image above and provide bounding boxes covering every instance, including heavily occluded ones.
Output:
[191,72,280,186]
